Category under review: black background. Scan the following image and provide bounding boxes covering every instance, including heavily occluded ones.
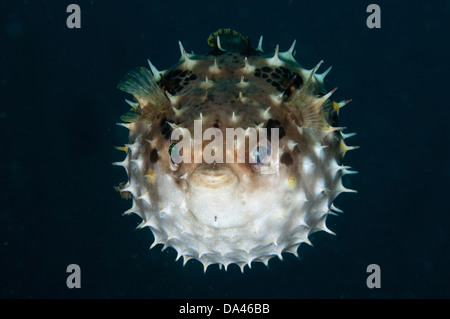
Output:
[1,0,449,298]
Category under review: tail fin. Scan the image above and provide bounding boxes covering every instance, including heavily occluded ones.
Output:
[207,28,248,53]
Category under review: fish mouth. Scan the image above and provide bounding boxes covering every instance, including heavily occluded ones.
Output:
[187,165,247,228]
[188,165,238,189]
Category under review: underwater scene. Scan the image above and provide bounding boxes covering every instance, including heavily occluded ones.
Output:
[1,0,449,300]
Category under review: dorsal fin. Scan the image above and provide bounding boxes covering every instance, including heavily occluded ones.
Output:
[207,28,248,53]
[117,67,169,122]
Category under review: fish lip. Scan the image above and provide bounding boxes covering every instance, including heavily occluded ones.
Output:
[188,164,238,189]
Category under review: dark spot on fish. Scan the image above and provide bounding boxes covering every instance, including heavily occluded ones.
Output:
[271,72,281,79]
[280,152,293,166]
[213,123,219,128]
[272,83,283,91]
[262,73,268,78]
[266,119,286,140]
[327,106,339,127]
[266,78,272,83]
[262,66,272,72]
[255,72,261,77]
[160,117,174,140]
[150,149,159,163]
[280,66,290,75]
[275,68,283,75]
[292,73,303,87]
[188,74,198,80]
[173,69,182,77]
[162,68,191,95]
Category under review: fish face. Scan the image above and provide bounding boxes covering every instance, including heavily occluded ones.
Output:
[115,29,357,272]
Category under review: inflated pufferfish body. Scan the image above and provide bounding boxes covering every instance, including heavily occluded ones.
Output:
[115,29,357,272]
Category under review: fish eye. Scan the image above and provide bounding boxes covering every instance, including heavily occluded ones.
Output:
[168,142,176,156]
[168,142,181,170]
[250,140,272,172]
[252,145,271,164]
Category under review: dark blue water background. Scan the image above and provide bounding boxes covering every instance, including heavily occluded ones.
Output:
[1,0,449,298]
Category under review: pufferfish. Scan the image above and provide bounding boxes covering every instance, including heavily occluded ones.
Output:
[114,29,357,272]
